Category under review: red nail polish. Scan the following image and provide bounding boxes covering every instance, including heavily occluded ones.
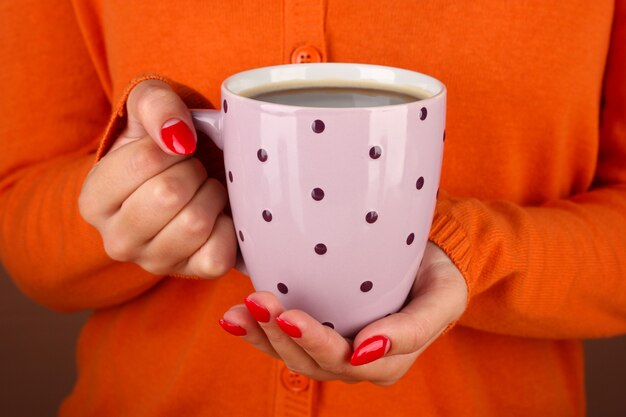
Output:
[161,119,196,155]
[350,335,391,366]
[218,319,247,336]
[275,317,302,338]
[244,298,270,323]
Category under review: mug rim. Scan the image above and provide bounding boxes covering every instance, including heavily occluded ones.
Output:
[221,62,446,111]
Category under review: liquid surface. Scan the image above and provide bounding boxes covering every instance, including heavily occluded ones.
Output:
[248,86,424,108]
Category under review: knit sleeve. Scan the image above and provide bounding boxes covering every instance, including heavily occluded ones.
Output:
[430,1,626,339]
[0,0,163,312]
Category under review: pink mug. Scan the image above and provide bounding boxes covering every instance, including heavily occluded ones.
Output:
[192,63,446,337]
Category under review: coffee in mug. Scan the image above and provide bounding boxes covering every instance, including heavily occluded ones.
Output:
[242,81,429,108]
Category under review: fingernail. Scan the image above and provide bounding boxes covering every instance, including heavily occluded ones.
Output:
[161,119,196,155]
[275,317,302,338]
[218,319,247,336]
[244,298,270,323]
[350,335,391,366]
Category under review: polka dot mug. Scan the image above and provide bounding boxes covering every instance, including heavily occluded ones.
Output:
[192,63,446,337]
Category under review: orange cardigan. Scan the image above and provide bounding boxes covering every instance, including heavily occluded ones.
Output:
[1,1,625,416]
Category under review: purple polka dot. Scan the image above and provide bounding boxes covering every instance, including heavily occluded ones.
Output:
[311,188,325,201]
[360,281,373,292]
[365,211,378,224]
[369,146,382,159]
[419,107,427,121]
[262,210,273,222]
[257,149,268,162]
[312,119,325,133]
[406,233,415,245]
[223,99,228,113]
[314,243,327,255]
[322,322,335,329]
[228,171,233,183]
[416,177,424,190]
[277,282,288,294]
[436,188,440,199]
[239,230,244,242]
[443,130,446,142]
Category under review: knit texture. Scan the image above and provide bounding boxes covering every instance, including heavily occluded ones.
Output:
[1,1,625,416]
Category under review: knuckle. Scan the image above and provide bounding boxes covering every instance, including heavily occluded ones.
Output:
[243,331,274,351]
[265,329,288,346]
[412,322,433,351]
[78,168,110,225]
[401,312,433,352]
[151,176,189,211]
[136,83,177,115]
[102,234,136,262]
[127,141,167,178]
[204,178,228,208]
[77,188,97,224]
[196,253,234,278]
[319,361,346,375]
[304,326,334,353]
[450,283,469,319]
[137,259,170,276]
[178,206,214,238]
[284,363,312,376]
[188,157,208,178]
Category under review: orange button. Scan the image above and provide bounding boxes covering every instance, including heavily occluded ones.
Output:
[291,45,322,63]
[280,367,310,392]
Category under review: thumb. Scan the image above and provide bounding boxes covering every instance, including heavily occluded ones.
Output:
[117,79,197,155]
[350,243,468,366]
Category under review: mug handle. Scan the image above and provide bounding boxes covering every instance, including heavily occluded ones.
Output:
[191,109,249,276]
[191,109,223,150]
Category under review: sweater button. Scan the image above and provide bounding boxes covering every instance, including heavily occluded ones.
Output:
[281,367,311,392]
[291,45,322,63]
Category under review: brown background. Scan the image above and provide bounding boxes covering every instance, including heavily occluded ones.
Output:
[1,267,625,416]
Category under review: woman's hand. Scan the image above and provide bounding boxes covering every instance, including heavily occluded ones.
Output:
[79,80,237,278]
[219,242,468,385]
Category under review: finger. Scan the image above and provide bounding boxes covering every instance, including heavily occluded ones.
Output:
[102,158,207,261]
[121,79,196,155]
[139,177,228,275]
[80,136,184,222]
[242,293,324,375]
[276,309,355,378]
[178,212,237,278]
[352,249,467,364]
[281,307,423,385]
[248,293,360,382]
[219,304,281,360]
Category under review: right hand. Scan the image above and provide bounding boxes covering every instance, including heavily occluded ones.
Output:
[79,79,237,278]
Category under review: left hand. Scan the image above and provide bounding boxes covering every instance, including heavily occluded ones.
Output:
[218,242,468,386]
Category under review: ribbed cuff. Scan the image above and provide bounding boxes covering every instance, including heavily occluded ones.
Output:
[428,192,473,333]
[96,74,170,160]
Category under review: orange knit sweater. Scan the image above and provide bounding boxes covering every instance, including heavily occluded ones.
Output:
[1,1,625,416]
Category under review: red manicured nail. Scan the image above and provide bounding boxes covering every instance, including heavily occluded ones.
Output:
[218,319,247,336]
[161,119,196,155]
[350,335,391,366]
[244,298,270,323]
[275,317,302,338]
